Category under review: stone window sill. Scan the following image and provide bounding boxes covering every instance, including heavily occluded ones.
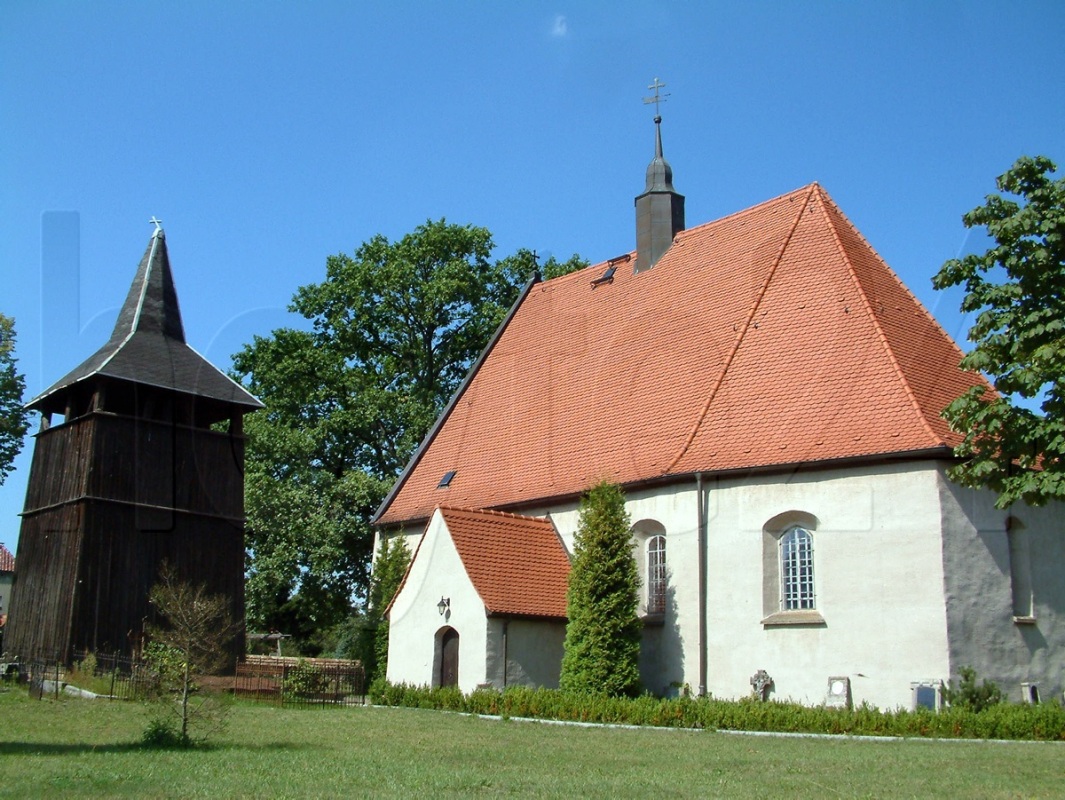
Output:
[761,610,826,628]
[1012,615,1037,625]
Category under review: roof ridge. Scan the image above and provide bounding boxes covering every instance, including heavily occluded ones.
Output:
[666,184,817,472]
[675,184,816,243]
[94,232,164,377]
[813,187,944,446]
[816,188,973,370]
[544,186,814,283]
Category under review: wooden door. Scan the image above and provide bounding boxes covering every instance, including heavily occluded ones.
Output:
[439,627,459,687]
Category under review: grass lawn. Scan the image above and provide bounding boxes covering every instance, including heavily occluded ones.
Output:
[2,689,1064,798]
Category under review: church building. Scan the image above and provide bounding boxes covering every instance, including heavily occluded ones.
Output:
[376,113,1065,709]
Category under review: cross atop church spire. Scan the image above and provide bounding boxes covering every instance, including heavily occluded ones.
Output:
[643,77,670,121]
[635,77,684,274]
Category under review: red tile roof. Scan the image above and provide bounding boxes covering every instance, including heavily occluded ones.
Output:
[438,507,570,619]
[377,184,987,526]
[0,544,14,572]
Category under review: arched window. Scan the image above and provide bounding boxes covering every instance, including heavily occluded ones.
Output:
[779,526,814,610]
[632,519,666,617]
[647,535,666,615]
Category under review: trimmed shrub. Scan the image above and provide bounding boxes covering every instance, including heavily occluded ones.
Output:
[370,681,1065,741]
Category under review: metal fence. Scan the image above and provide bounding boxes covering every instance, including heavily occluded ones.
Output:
[235,656,365,707]
[8,651,365,707]
[21,651,159,701]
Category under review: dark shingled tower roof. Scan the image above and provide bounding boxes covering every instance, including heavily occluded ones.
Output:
[28,226,263,415]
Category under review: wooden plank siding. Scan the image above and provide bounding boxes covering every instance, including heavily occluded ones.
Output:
[23,412,245,520]
[3,507,83,660]
[7,411,247,664]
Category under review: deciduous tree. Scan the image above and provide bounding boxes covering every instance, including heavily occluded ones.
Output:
[933,156,1065,508]
[0,313,30,486]
[232,221,584,642]
[560,481,641,697]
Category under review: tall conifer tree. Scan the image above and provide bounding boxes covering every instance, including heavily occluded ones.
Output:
[560,481,641,696]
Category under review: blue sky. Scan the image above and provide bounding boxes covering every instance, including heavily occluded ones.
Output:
[2,1,1063,550]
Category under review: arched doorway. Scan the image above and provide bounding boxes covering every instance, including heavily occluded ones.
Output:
[439,627,459,687]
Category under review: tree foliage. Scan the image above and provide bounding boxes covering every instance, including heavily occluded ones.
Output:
[340,535,411,681]
[941,666,1004,713]
[933,156,1065,508]
[560,481,641,697]
[232,221,584,643]
[145,563,241,747]
[0,313,30,486]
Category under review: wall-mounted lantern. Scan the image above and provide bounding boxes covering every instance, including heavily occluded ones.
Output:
[437,596,451,616]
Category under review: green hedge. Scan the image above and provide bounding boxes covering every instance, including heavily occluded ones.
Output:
[370,682,1065,741]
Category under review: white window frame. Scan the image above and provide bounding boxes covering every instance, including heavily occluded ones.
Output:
[779,525,815,611]
[646,535,666,615]
[761,512,824,627]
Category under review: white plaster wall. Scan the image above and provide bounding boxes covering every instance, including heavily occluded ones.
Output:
[386,510,488,693]
[703,462,952,709]
[531,484,701,697]
[939,472,1065,703]
[385,461,1065,709]
[486,618,567,689]
[531,463,953,708]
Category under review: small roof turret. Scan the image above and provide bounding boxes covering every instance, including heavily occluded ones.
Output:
[634,78,685,274]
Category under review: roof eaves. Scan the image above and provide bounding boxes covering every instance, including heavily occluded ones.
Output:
[486,610,568,621]
[373,272,542,524]
[183,341,264,409]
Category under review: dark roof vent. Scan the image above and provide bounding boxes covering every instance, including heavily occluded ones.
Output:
[591,266,616,288]
[591,254,633,289]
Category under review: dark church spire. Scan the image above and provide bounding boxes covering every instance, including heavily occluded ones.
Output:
[27,221,262,416]
[108,220,186,345]
[634,78,685,274]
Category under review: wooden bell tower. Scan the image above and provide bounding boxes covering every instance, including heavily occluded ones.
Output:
[6,224,262,663]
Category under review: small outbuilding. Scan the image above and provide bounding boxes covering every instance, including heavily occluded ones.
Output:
[386,507,570,692]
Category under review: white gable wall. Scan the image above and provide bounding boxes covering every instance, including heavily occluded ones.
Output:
[703,461,952,708]
[386,510,489,692]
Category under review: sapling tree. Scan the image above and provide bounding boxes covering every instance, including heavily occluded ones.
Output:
[144,563,241,747]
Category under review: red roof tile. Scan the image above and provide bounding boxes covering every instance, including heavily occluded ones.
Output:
[377,185,987,526]
[0,544,14,572]
[440,507,570,618]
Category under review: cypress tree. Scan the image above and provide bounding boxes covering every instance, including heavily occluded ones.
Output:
[559,481,641,696]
